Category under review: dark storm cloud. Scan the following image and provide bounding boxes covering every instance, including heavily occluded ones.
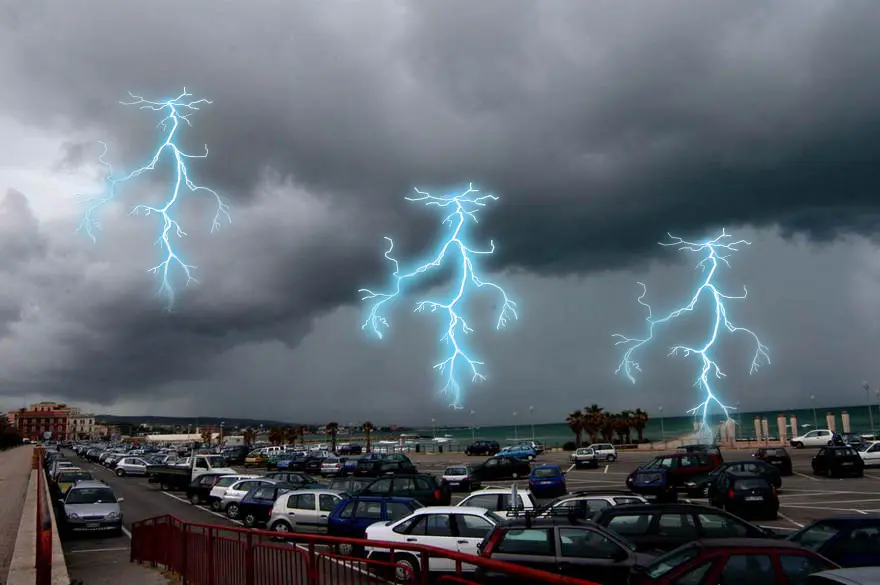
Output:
[2,0,880,411]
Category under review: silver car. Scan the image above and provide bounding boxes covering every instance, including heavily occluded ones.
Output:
[268,489,348,533]
[60,480,124,535]
[115,457,150,477]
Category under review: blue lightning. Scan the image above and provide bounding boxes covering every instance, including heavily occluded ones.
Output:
[77,88,230,311]
[613,229,770,437]
[359,184,518,409]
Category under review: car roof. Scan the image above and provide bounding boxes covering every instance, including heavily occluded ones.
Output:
[466,487,534,495]
[811,567,880,585]
[532,464,562,471]
[598,502,718,514]
[345,495,420,503]
[411,506,488,515]
[692,538,806,549]
[69,480,110,489]
[807,513,880,522]
[287,489,348,495]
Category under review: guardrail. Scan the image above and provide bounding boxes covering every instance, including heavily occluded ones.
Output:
[131,514,599,585]
[36,451,52,585]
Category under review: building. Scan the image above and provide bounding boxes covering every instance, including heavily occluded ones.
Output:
[5,401,97,441]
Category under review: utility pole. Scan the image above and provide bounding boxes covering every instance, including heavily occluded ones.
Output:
[864,382,876,438]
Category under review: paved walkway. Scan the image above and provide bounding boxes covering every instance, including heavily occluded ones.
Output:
[0,446,33,585]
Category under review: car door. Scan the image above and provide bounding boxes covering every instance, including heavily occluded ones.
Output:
[318,494,341,526]
[716,553,776,585]
[391,477,415,498]
[556,526,632,584]
[130,458,148,475]
[813,448,828,473]
[601,512,655,552]
[291,493,318,528]
[364,477,393,497]
[405,514,456,571]
[479,458,501,480]
[461,493,501,514]
[654,512,700,553]
[453,513,495,569]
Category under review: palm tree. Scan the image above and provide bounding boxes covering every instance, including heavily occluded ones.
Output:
[326,422,339,453]
[565,410,586,447]
[282,426,298,445]
[200,426,213,446]
[584,404,605,443]
[619,410,633,444]
[613,414,629,443]
[268,427,284,446]
[630,408,650,442]
[297,426,308,446]
[242,428,256,446]
[362,422,375,453]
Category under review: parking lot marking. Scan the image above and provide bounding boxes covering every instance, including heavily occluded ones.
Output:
[781,497,880,505]
[67,547,131,554]
[793,472,819,481]
[781,504,868,513]
[160,490,244,526]
[776,512,804,528]
[864,473,880,480]
[603,465,609,474]
[121,526,132,539]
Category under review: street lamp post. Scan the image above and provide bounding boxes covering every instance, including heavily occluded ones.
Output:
[470,410,476,441]
[431,418,436,440]
[810,394,818,429]
[512,411,519,441]
[658,406,665,442]
[529,405,535,441]
[865,382,876,438]
[219,421,225,447]
[735,401,742,441]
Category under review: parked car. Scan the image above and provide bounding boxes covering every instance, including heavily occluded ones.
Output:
[840,434,864,448]
[237,482,298,528]
[337,444,363,456]
[753,446,794,475]
[57,480,124,536]
[627,453,719,502]
[440,465,480,492]
[219,445,250,465]
[457,487,537,518]
[54,470,94,496]
[809,568,880,585]
[687,459,782,498]
[537,491,649,520]
[328,496,423,555]
[320,457,345,476]
[465,440,501,456]
[185,472,228,505]
[472,456,532,483]
[221,478,278,519]
[570,447,600,469]
[707,472,779,520]
[263,471,323,488]
[244,450,268,467]
[858,441,880,467]
[115,456,151,477]
[528,465,567,498]
[812,446,865,478]
[364,506,502,579]
[631,538,839,585]
[477,517,650,584]
[592,502,771,554]
[208,474,263,510]
[353,454,418,477]
[268,489,348,533]
[496,443,537,461]
[356,474,451,506]
[588,443,618,462]
[791,429,836,448]
[326,476,373,494]
[787,515,880,567]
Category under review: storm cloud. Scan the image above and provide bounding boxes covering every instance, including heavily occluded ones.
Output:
[1,0,880,422]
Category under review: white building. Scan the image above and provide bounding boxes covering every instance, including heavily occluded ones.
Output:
[144,432,220,445]
[67,407,96,440]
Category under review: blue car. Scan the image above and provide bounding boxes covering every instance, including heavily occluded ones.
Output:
[528,464,566,498]
[328,496,423,554]
[495,443,537,460]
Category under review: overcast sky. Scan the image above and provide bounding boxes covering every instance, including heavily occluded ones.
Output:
[2,0,880,426]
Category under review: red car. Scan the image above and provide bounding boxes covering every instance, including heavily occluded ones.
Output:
[633,538,838,585]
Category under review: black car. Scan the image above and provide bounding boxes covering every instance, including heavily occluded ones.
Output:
[690,460,782,498]
[353,454,417,477]
[707,472,779,520]
[465,440,501,456]
[840,434,864,448]
[787,515,880,567]
[753,447,793,475]
[326,476,374,494]
[812,446,864,478]
[477,517,652,584]
[185,472,228,505]
[237,482,298,528]
[355,474,451,506]
[591,503,770,554]
[220,445,250,465]
[303,456,326,474]
[337,444,363,456]
[263,471,323,488]
[471,456,532,482]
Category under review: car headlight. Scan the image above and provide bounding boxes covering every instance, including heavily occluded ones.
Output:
[105,512,120,520]
[68,512,79,519]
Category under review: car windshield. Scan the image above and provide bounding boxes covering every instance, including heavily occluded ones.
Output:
[485,511,506,524]
[833,448,858,457]
[789,523,841,550]
[204,455,227,466]
[735,479,770,490]
[67,487,117,504]
[577,448,593,454]
[644,544,700,578]
[215,477,241,487]
[533,468,560,478]
[446,467,467,475]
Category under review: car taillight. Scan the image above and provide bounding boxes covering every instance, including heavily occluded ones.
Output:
[728,489,734,499]
[772,486,777,496]
[481,529,504,557]
[434,489,441,501]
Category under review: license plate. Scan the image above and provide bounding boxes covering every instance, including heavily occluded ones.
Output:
[541,481,553,485]
[86,523,100,528]
[449,482,460,486]
[770,460,782,463]
[745,496,764,501]
[842,462,854,466]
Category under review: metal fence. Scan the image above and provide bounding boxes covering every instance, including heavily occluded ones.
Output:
[131,514,599,585]
[35,449,53,585]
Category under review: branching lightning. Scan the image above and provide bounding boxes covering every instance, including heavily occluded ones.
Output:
[359,184,518,409]
[613,229,770,434]
[77,88,230,311]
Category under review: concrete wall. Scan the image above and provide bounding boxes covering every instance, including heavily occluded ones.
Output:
[7,470,69,585]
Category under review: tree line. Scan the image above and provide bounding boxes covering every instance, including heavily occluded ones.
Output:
[0,417,24,450]
[566,404,650,446]
[245,421,378,453]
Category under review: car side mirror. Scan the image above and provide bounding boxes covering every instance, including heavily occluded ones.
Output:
[117,497,124,503]
[58,498,65,504]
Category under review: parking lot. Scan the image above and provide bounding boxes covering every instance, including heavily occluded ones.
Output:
[58,445,880,581]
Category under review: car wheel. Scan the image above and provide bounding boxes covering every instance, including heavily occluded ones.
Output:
[211,499,222,511]
[607,454,617,462]
[189,493,201,505]
[243,514,256,527]
[272,521,292,533]
[226,504,240,519]
[827,441,833,446]
[115,468,125,477]
[825,468,834,479]
[394,555,420,583]
[793,442,803,449]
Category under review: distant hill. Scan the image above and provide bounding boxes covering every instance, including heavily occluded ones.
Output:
[95,414,300,429]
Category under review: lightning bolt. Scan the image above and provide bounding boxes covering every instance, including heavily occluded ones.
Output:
[77,88,230,311]
[613,229,770,437]
[359,184,518,409]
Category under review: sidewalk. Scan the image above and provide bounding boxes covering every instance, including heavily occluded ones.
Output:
[0,446,33,585]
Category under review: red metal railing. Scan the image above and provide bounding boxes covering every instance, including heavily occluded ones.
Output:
[131,515,599,585]
[35,449,53,585]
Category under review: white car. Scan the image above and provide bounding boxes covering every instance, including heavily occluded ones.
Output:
[364,507,502,577]
[456,487,536,518]
[209,474,262,510]
[858,441,880,467]
[319,458,343,476]
[115,457,150,477]
[220,478,277,519]
[537,492,648,519]
[588,443,618,462]
[267,489,347,532]
[790,429,835,448]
